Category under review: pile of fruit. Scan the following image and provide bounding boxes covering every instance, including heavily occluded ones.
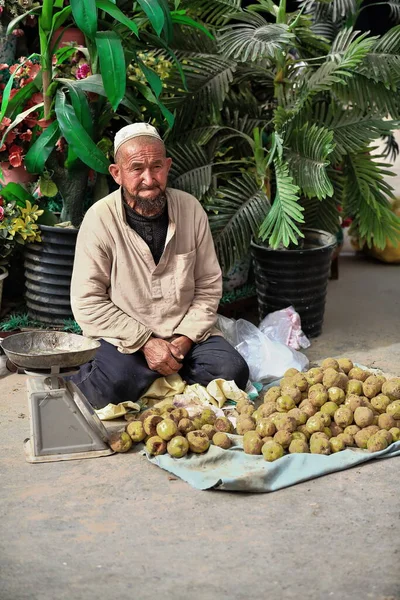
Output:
[108,358,400,462]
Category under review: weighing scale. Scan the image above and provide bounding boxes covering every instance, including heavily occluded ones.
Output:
[2,332,114,463]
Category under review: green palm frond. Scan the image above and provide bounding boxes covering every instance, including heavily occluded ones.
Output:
[333,74,400,118]
[218,13,295,62]
[168,144,213,198]
[301,195,341,234]
[343,152,400,249]
[164,55,236,129]
[189,0,242,25]
[386,0,400,22]
[285,123,335,199]
[373,24,400,53]
[206,174,270,269]
[259,160,305,248]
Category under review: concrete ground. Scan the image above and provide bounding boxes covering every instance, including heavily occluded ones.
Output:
[1,250,400,600]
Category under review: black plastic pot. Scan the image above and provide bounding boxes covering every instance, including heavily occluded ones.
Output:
[25,225,78,325]
[251,229,336,338]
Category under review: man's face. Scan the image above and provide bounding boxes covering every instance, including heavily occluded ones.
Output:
[109,137,172,212]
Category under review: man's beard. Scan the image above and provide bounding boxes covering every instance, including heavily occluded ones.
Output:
[123,188,167,217]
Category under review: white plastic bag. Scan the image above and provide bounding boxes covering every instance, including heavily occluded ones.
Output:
[259,306,310,350]
[217,315,309,383]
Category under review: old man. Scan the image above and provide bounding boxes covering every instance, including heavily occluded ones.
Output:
[70,123,249,409]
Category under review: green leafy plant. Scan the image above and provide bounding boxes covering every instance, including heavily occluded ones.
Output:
[163,0,400,267]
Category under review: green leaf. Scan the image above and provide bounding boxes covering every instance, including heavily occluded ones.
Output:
[39,177,59,198]
[70,75,141,115]
[0,183,35,208]
[51,6,72,31]
[5,81,37,119]
[56,80,93,137]
[171,13,214,40]
[189,0,241,26]
[259,160,304,248]
[141,32,187,90]
[6,7,40,35]
[55,90,110,174]
[55,46,79,66]
[70,0,98,38]
[168,144,213,198]
[136,0,165,36]
[95,31,126,111]
[96,0,139,37]
[24,121,60,174]
[136,56,162,98]
[158,0,174,42]
[133,81,174,127]
[0,103,44,149]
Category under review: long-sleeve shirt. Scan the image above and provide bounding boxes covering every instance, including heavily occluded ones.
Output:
[70,187,223,354]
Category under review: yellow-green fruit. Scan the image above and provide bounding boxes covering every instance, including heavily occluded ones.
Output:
[243,431,263,455]
[201,408,216,424]
[192,417,204,430]
[378,413,396,430]
[310,432,328,442]
[253,410,260,421]
[389,427,400,442]
[323,427,332,439]
[167,436,189,458]
[348,367,369,382]
[156,418,178,441]
[337,358,354,374]
[289,439,309,453]
[315,412,331,427]
[376,375,387,386]
[363,425,380,437]
[274,429,292,449]
[310,436,331,455]
[330,422,343,437]
[280,385,302,404]
[321,401,339,417]
[378,430,393,445]
[306,415,325,434]
[334,406,353,428]
[202,424,217,439]
[138,408,161,423]
[309,384,328,408]
[262,441,284,461]
[284,368,299,377]
[109,431,133,453]
[362,375,382,399]
[178,418,195,435]
[276,395,296,412]
[280,377,295,392]
[187,430,211,453]
[344,425,360,437]
[382,380,400,401]
[354,429,372,449]
[287,407,307,426]
[213,432,232,449]
[337,432,355,447]
[215,417,234,433]
[292,431,307,442]
[146,435,167,455]
[262,436,274,444]
[327,387,346,404]
[305,367,324,386]
[236,417,256,435]
[275,414,297,433]
[239,405,256,418]
[345,395,364,412]
[386,401,400,419]
[301,391,309,401]
[299,402,317,418]
[373,415,379,426]
[170,408,189,423]
[293,373,308,392]
[371,394,391,414]
[143,415,163,437]
[256,418,276,438]
[322,368,342,390]
[258,402,277,419]
[236,398,252,413]
[346,380,363,396]
[354,407,374,428]
[367,433,388,452]
[330,437,346,453]
[321,358,340,370]
[269,412,282,425]
[126,420,146,442]
[263,386,281,404]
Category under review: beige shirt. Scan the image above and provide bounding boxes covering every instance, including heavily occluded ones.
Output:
[70,187,223,353]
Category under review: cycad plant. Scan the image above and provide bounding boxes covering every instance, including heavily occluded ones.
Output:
[162,0,400,270]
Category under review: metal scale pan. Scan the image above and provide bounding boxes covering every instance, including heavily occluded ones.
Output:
[2,332,114,463]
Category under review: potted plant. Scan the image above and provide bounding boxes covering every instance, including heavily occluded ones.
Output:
[161,0,400,335]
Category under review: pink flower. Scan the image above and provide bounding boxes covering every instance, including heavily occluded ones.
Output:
[25,112,38,128]
[0,64,8,70]
[0,206,4,222]
[8,145,23,168]
[20,129,32,142]
[5,130,17,145]
[0,117,11,132]
[12,29,25,38]
[76,63,91,80]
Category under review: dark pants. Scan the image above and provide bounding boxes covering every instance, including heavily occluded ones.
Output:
[70,336,249,409]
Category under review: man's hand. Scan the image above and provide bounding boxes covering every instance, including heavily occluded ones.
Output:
[141,337,183,376]
[170,335,193,359]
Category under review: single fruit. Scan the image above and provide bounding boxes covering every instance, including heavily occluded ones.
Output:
[215,417,234,433]
[178,418,195,435]
[287,407,308,426]
[156,418,178,441]
[316,412,331,427]
[275,414,297,433]
[323,427,332,439]
[236,398,252,413]
[284,368,299,377]
[256,418,276,438]
[236,417,256,435]
[239,405,256,418]
[389,427,400,442]
[330,437,346,453]
[202,424,217,439]
[263,387,281,404]
[299,402,317,418]
[337,432,355,447]
[138,408,159,422]
[378,413,396,430]
[109,431,133,453]
[344,425,360,437]
[170,408,189,423]
[321,401,339,417]
[262,441,284,461]
[167,436,189,458]
[305,368,324,386]
[191,417,204,430]
[362,375,382,399]
[327,387,346,404]
[146,436,167,455]
[310,436,331,455]
[345,395,364,412]
[309,384,328,408]
[143,415,163,437]
[354,429,372,449]
[289,439,309,453]
[337,358,354,374]
[297,425,311,440]
[258,402,277,419]
[346,380,363,396]
[187,430,211,453]
[381,380,400,401]
[293,373,308,392]
[367,433,388,453]
[213,432,232,449]
[353,407,374,428]
[274,429,292,449]
[292,431,307,442]
[280,385,301,404]
[243,431,263,455]
[348,367,369,382]
[126,421,146,442]
[378,430,393,446]
[334,407,353,428]
[330,422,343,437]
[371,394,391,414]
[321,358,340,370]
[386,401,400,419]
[276,395,296,412]
[306,415,325,434]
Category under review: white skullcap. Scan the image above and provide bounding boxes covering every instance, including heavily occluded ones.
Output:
[114,123,163,154]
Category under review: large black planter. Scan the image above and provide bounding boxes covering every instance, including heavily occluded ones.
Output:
[251,229,336,338]
[25,225,78,325]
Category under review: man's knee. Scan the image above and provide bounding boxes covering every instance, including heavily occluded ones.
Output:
[217,352,249,389]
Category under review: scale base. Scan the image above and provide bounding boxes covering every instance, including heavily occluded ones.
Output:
[23,437,114,463]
